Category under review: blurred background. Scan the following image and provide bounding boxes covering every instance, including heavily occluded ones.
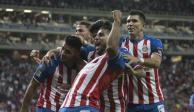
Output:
[0,0,193,112]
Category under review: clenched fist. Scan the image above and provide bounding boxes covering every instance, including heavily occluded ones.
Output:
[112,10,122,24]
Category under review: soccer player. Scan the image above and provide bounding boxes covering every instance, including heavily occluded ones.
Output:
[75,20,93,45]
[43,20,95,62]
[59,10,124,112]
[20,35,86,112]
[120,10,165,112]
[90,19,145,112]
[87,19,112,62]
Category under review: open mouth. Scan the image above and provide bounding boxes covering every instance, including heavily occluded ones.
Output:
[128,27,135,32]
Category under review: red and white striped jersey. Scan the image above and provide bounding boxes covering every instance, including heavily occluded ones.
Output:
[120,35,164,104]
[33,61,78,111]
[87,49,127,112]
[61,53,125,109]
[100,75,128,112]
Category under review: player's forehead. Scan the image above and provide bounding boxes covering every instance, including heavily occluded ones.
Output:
[76,24,88,30]
[127,15,140,21]
[62,43,73,51]
[97,28,108,35]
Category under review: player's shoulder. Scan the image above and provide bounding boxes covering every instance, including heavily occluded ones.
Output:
[144,34,159,41]
[82,44,95,50]
[144,34,162,46]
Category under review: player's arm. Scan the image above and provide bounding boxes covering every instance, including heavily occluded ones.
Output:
[123,43,163,68]
[106,10,122,58]
[41,48,60,64]
[20,79,39,112]
[125,63,146,77]
[139,52,162,68]
[20,62,54,112]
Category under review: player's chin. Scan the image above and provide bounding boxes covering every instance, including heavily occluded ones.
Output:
[60,55,67,62]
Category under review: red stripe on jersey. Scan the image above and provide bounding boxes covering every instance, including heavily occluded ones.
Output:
[145,72,154,103]
[100,95,105,112]
[107,84,115,112]
[143,40,149,58]
[37,83,45,107]
[154,69,163,101]
[128,75,133,102]
[45,75,53,109]
[143,40,154,103]
[133,43,138,57]
[133,43,143,104]
[137,78,144,104]
[124,38,129,51]
[54,63,63,111]
[118,76,125,112]
[80,56,107,106]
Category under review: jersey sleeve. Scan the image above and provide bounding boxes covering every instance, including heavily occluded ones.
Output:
[151,39,163,57]
[33,58,60,83]
[108,48,129,69]
[80,44,95,61]
[119,36,126,47]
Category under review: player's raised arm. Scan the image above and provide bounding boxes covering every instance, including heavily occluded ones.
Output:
[20,79,39,112]
[106,10,122,58]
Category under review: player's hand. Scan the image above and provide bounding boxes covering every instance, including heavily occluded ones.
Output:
[30,50,41,64]
[112,10,122,24]
[56,83,71,94]
[123,54,139,64]
[41,52,57,65]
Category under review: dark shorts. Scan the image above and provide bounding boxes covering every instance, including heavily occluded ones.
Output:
[59,106,99,112]
[127,101,165,112]
[36,107,55,112]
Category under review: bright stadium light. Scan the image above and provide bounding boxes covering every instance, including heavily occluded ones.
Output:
[5,8,14,12]
[24,9,32,13]
[41,11,49,14]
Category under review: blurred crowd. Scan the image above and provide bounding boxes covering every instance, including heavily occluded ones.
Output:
[160,56,194,112]
[0,10,194,38]
[1,31,194,54]
[0,53,36,111]
[1,0,194,16]
[0,52,193,112]
[0,32,65,50]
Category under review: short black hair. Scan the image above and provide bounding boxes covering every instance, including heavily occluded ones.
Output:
[76,20,91,29]
[90,19,112,35]
[129,9,146,23]
[65,35,83,50]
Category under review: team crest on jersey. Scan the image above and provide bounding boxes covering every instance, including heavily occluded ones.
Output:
[142,45,148,53]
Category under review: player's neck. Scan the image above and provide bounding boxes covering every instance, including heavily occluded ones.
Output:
[75,58,86,71]
[129,32,144,41]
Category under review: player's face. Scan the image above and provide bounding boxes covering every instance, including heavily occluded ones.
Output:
[60,44,79,63]
[94,28,109,55]
[75,25,91,42]
[126,15,144,36]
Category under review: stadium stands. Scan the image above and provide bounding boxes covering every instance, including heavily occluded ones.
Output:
[0,0,194,16]
[0,1,194,112]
